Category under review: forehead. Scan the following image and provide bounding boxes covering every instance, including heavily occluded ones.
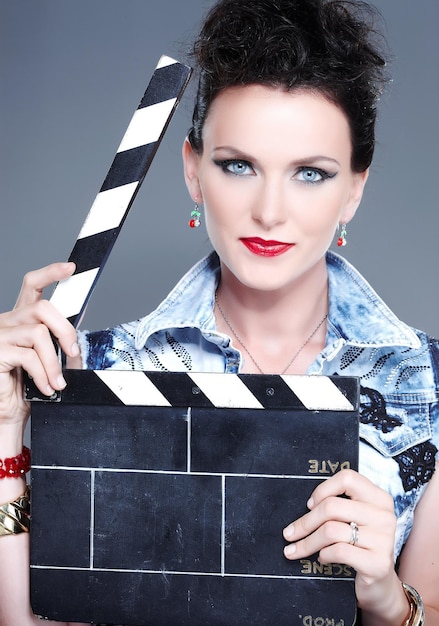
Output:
[203,85,352,160]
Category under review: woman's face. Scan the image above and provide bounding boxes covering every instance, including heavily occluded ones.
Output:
[183,85,368,293]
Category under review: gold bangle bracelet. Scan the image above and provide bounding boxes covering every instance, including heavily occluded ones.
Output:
[0,485,30,537]
[402,582,425,626]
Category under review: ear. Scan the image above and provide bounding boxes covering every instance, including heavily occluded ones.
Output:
[182,137,202,202]
[341,168,369,224]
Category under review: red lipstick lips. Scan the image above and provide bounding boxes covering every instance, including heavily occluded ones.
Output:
[241,237,294,257]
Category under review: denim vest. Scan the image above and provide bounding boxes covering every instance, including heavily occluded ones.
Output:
[78,251,439,559]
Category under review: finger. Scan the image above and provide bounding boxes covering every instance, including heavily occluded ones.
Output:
[0,346,57,397]
[284,516,391,560]
[14,262,76,309]
[283,496,362,541]
[307,469,393,511]
[318,542,392,582]
[3,300,79,359]
[0,324,68,394]
[283,493,395,542]
[284,518,396,588]
[284,519,358,559]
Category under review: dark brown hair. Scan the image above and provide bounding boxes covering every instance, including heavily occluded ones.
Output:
[188,0,388,172]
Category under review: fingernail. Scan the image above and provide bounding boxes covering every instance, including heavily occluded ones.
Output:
[70,342,79,357]
[56,375,67,389]
[284,544,296,558]
[283,525,295,541]
[307,496,314,509]
[46,385,55,396]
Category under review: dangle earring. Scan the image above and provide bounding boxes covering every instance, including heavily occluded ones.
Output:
[337,223,347,247]
[189,202,201,229]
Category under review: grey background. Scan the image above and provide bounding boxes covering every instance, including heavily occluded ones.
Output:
[1,0,438,337]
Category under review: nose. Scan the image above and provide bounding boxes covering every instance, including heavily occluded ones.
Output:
[251,178,287,229]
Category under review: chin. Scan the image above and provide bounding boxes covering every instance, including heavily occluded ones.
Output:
[235,269,298,293]
[225,252,328,294]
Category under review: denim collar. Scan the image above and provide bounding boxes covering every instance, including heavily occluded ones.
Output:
[325,252,420,348]
[135,250,420,351]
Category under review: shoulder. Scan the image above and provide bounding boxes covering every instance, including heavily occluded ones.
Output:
[326,252,421,349]
[426,332,439,378]
[354,330,439,554]
[406,328,439,394]
[77,320,143,370]
[76,252,222,371]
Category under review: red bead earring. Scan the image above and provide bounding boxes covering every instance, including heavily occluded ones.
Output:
[337,223,347,247]
[189,202,201,228]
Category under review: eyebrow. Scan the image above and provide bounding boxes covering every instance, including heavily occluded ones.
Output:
[211,146,341,168]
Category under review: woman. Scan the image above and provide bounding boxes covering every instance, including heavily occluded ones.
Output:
[0,0,438,624]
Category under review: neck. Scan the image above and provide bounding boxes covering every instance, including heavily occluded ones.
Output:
[215,259,329,375]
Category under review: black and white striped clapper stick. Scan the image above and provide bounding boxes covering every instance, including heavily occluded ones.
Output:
[50,55,192,328]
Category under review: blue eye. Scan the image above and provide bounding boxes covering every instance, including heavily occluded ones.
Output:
[296,167,334,184]
[300,169,321,182]
[214,159,253,176]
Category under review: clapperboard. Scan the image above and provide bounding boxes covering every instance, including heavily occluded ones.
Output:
[26,56,360,626]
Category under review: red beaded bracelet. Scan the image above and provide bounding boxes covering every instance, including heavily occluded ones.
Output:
[0,446,31,478]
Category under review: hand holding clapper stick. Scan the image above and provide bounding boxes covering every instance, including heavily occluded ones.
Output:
[25,56,192,401]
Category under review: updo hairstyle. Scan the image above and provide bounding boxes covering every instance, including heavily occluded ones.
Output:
[188,0,388,172]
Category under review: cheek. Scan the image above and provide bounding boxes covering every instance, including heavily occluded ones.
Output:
[293,189,345,234]
[202,195,229,238]
[202,178,248,224]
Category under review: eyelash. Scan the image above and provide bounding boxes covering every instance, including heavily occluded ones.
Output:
[296,167,336,184]
[214,159,253,176]
[213,159,336,184]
